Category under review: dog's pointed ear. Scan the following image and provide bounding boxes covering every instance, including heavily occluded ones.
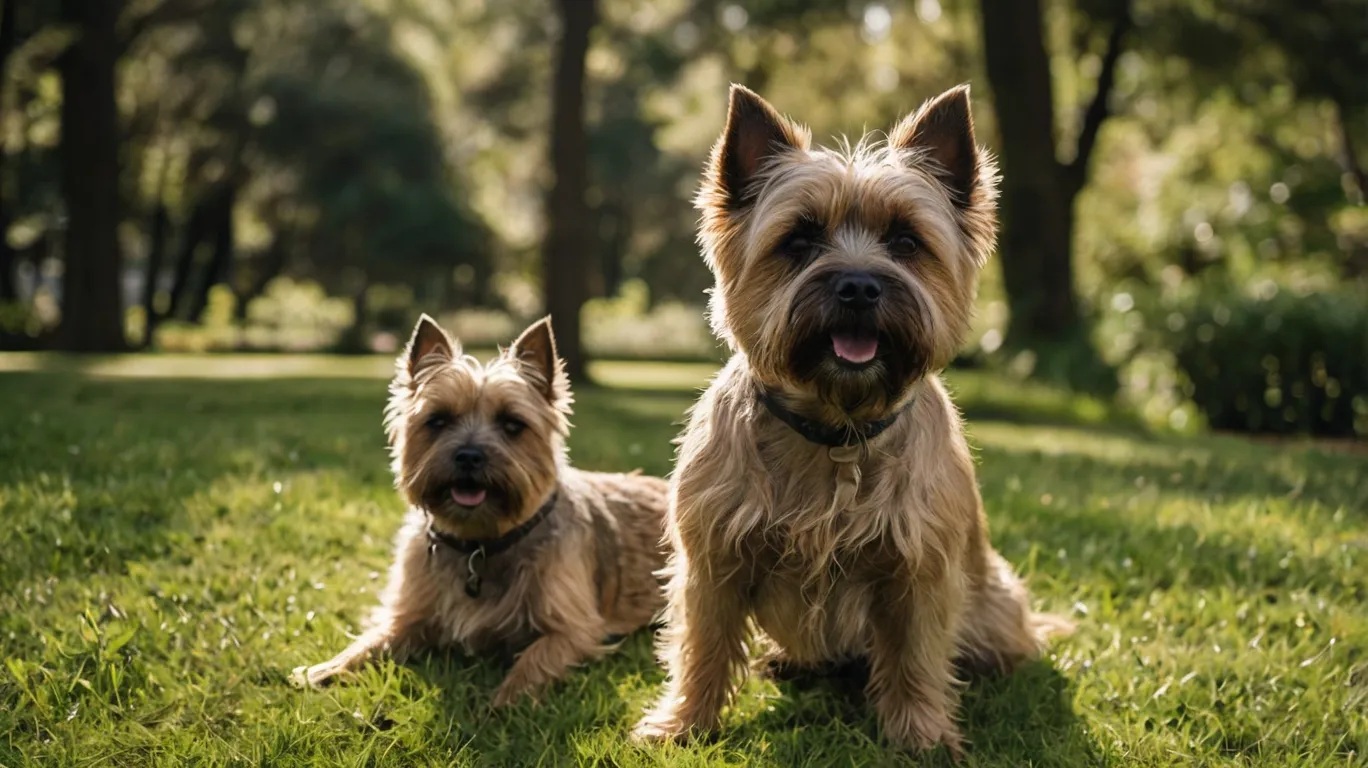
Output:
[403,314,458,377]
[510,316,568,403]
[890,84,980,206]
[708,84,808,208]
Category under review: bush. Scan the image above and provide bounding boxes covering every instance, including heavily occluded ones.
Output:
[148,279,355,353]
[435,309,520,351]
[1165,285,1368,437]
[244,279,354,351]
[582,280,720,361]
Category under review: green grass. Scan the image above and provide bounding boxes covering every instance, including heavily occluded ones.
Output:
[1,354,1365,767]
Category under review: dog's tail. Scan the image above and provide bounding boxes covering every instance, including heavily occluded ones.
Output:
[957,550,1074,674]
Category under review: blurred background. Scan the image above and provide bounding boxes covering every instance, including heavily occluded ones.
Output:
[2,0,1366,438]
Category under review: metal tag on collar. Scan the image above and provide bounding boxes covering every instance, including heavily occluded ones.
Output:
[465,546,486,598]
[828,444,862,464]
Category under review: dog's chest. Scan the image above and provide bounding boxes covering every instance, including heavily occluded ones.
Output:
[428,553,539,653]
[745,453,920,662]
[751,555,882,662]
[754,451,918,551]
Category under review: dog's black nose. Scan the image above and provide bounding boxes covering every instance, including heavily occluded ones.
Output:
[453,447,486,471]
[834,271,882,310]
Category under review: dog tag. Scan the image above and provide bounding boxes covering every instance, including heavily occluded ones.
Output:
[465,547,486,598]
[827,445,861,464]
[827,445,862,515]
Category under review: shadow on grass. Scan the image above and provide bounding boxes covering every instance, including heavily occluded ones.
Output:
[979,432,1362,533]
[0,372,393,593]
[968,439,1368,608]
[386,630,664,764]
[387,629,1095,767]
[709,658,1098,767]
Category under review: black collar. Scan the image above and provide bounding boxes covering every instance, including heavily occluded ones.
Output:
[756,389,910,448]
[426,491,558,598]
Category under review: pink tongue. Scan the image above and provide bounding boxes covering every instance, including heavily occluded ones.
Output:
[832,332,878,363]
[451,488,487,507]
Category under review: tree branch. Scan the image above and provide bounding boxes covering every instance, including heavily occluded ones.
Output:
[1332,97,1366,205]
[1065,0,1132,197]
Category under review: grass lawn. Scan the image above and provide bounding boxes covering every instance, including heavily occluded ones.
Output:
[1,354,1365,766]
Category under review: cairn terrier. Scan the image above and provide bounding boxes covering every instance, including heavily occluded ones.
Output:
[633,84,1070,754]
[293,315,668,706]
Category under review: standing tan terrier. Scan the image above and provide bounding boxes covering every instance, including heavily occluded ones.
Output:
[633,84,1071,754]
[293,315,668,706]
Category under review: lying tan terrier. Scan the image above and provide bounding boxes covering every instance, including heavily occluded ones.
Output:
[634,84,1071,754]
[293,316,667,706]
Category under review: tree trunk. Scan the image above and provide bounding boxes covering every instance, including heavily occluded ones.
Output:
[161,195,213,322]
[541,0,597,381]
[1332,97,1366,205]
[140,203,170,346]
[234,226,291,321]
[0,0,18,303]
[0,231,13,302]
[57,0,126,352]
[980,0,1079,346]
[186,182,235,324]
[335,284,369,354]
[598,197,628,299]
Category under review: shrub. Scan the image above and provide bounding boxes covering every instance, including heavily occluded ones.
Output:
[242,278,353,351]
[1165,285,1368,437]
[152,286,242,352]
[582,279,720,361]
[147,279,355,353]
[437,309,519,350]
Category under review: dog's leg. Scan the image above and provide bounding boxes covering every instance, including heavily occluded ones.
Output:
[491,628,604,707]
[291,608,428,688]
[292,540,435,689]
[491,545,608,707]
[866,572,966,757]
[633,554,751,742]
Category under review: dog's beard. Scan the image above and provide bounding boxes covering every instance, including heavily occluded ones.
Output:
[406,456,536,528]
[781,276,935,415]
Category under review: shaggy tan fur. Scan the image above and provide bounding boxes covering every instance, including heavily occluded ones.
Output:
[292,316,667,706]
[633,84,1071,755]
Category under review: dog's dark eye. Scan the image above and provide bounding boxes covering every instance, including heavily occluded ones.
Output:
[500,416,527,437]
[777,218,824,262]
[887,227,923,258]
[425,413,452,431]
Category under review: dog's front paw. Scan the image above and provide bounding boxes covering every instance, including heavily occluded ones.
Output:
[880,700,964,759]
[490,677,541,709]
[630,716,685,745]
[289,662,343,689]
[631,705,704,745]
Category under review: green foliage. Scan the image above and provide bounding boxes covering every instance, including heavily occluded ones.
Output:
[582,279,721,361]
[0,301,43,340]
[364,284,419,336]
[1,361,1365,765]
[145,279,355,352]
[9,0,1368,396]
[244,279,355,351]
[1165,283,1368,437]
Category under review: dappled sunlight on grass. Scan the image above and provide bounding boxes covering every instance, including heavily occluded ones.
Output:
[1,357,1365,766]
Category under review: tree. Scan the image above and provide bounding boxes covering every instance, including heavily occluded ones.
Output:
[978,0,1130,386]
[57,0,127,351]
[541,0,597,382]
[0,0,20,303]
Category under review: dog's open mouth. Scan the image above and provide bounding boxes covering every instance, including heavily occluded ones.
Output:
[450,481,487,508]
[831,330,879,365]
